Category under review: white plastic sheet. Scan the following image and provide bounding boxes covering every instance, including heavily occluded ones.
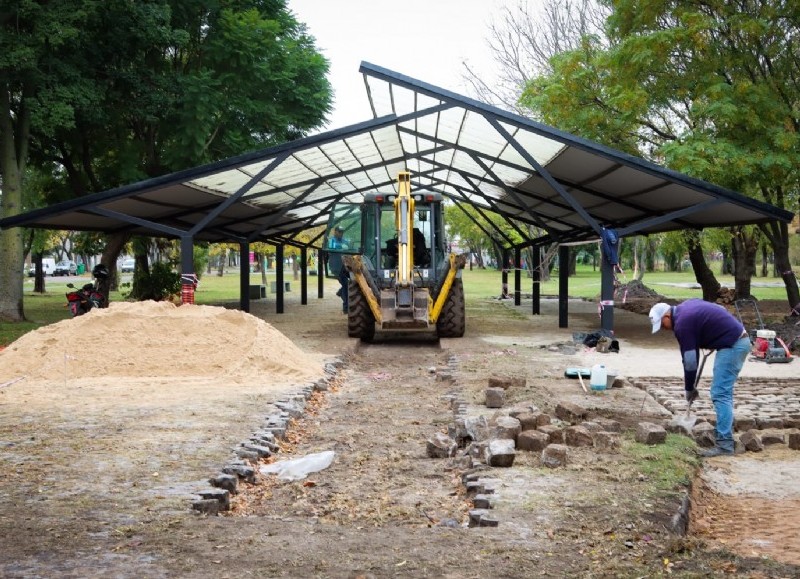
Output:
[259,450,335,481]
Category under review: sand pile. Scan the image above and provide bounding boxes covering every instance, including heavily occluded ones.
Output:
[0,301,325,384]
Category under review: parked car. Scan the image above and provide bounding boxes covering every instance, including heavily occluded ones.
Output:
[54,260,78,276]
[120,258,135,273]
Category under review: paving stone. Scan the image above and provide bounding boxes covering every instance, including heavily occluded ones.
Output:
[488,375,526,389]
[222,463,256,483]
[594,417,622,432]
[484,387,506,408]
[761,432,785,446]
[541,444,568,468]
[427,432,457,458]
[197,488,230,510]
[635,422,667,445]
[537,424,564,444]
[756,417,784,429]
[788,432,800,450]
[191,498,220,516]
[209,473,238,495]
[517,430,549,452]
[734,415,756,432]
[592,431,620,452]
[240,443,273,458]
[468,509,489,527]
[740,430,764,452]
[492,416,522,441]
[472,494,494,509]
[465,415,491,442]
[486,439,516,467]
[564,425,594,447]
[554,402,588,424]
[692,422,716,448]
[515,412,542,431]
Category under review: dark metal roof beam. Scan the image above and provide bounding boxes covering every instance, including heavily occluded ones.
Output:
[485,117,602,234]
[397,126,587,217]
[418,165,576,231]
[466,154,551,235]
[450,197,506,248]
[191,152,291,236]
[86,207,197,239]
[245,181,324,243]
[617,199,724,236]
[446,187,516,246]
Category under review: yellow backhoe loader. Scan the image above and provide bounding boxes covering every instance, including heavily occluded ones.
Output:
[324,172,466,341]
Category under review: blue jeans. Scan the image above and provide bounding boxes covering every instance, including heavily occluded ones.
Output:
[338,268,349,312]
[710,337,751,450]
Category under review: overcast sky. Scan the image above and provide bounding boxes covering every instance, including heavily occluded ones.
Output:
[288,0,524,129]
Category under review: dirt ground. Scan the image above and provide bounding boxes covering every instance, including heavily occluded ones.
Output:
[1,286,799,578]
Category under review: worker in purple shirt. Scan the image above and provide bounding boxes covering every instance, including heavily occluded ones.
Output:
[649,299,751,457]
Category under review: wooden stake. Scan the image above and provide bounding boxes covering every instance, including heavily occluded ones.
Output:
[577,372,588,393]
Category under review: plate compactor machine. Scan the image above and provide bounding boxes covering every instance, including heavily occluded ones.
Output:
[734,299,793,364]
[324,172,466,341]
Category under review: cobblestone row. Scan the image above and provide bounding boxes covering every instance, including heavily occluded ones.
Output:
[631,377,800,429]
[190,358,344,515]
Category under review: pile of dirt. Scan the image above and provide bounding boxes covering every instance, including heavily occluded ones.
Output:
[0,300,324,384]
[615,279,668,315]
[766,315,800,355]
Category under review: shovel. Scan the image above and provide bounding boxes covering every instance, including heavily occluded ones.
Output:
[672,349,712,434]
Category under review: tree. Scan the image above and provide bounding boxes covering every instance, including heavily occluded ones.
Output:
[1,0,333,317]
[0,1,95,322]
[516,0,800,310]
[462,0,609,113]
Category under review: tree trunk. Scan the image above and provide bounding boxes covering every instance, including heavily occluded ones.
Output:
[760,245,768,278]
[632,236,645,281]
[685,230,720,301]
[0,88,28,323]
[217,248,226,277]
[758,220,800,315]
[568,247,576,275]
[32,253,46,293]
[731,227,758,299]
[720,247,731,275]
[97,233,129,300]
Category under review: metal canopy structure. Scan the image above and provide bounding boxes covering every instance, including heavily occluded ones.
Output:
[1,61,793,248]
[2,62,793,329]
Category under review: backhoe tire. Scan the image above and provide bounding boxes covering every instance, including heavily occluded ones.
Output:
[347,281,375,342]
[436,278,465,338]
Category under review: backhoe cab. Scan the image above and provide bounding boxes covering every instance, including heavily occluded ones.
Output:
[324,172,466,341]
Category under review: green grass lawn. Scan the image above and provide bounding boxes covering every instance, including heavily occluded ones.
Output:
[1,265,792,347]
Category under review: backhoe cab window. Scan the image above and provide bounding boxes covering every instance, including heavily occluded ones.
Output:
[324,204,362,254]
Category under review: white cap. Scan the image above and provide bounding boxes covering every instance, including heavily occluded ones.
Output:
[648,303,672,333]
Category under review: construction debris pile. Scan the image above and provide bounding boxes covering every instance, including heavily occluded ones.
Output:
[613,280,667,315]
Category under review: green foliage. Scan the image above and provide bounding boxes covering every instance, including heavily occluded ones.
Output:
[126,261,181,302]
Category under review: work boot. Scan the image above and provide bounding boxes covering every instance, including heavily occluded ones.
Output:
[699,445,734,458]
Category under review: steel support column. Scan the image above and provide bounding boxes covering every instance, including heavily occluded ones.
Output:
[239,242,250,313]
[514,247,521,306]
[600,250,615,332]
[558,245,569,328]
[532,246,541,315]
[300,246,308,306]
[275,244,285,314]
